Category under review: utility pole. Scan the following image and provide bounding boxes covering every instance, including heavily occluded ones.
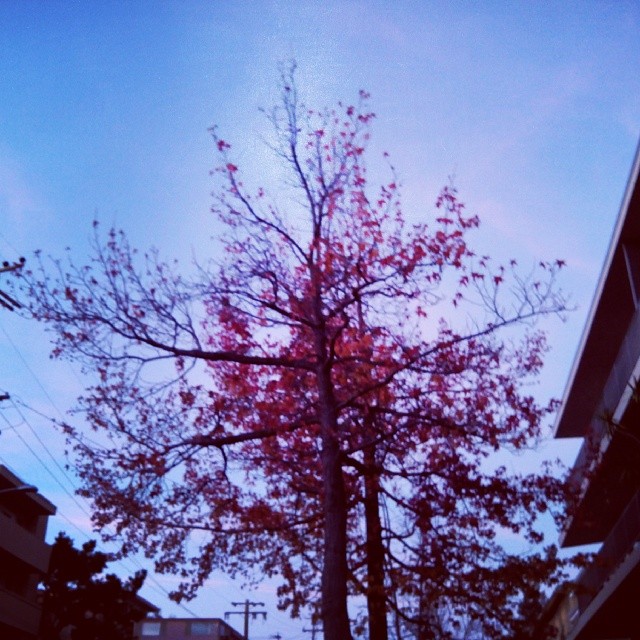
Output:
[0,257,24,421]
[224,600,267,640]
[0,258,25,275]
[0,257,25,311]
[303,624,323,640]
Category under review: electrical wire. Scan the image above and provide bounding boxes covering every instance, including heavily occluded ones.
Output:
[0,328,205,618]
[0,316,308,631]
[0,320,67,420]
[0,407,202,616]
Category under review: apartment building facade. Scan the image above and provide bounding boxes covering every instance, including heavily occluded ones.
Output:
[551,143,640,639]
[134,617,244,640]
[0,464,56,639]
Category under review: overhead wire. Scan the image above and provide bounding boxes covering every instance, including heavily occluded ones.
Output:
[0,320,206,618]
[0,291,307,629]
[0,320,66,420]
[0,170,306,639]
[0,449,101,545]
[0,399,202,617]
[2,402,308,628]
[9,399,309,628]
[0,409,83,508]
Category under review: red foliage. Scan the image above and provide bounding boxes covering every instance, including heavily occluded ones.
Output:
[16,66,575,639]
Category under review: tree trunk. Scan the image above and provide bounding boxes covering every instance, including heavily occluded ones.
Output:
[317,361,352,640]
[363,442,389,640]
[321,434,352,639]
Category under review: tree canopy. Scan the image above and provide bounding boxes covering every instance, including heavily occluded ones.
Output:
[39,532,150,640]
[18,67,575,639]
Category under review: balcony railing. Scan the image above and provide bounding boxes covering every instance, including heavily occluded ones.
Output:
[0,511,51,572]
[0,585,42,635]
[573,488,640,616]
[568,307,640,481]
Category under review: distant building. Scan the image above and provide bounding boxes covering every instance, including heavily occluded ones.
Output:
[551,141,640,638]
[134,617,243,640]
[0,464,56,639]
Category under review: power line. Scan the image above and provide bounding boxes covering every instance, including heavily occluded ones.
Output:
[0,256,25,311]
[0,232,21,255]
[0,410,84,509]
[1,255,191,609]
[10,399,87,496]
[0,319,69,420]
[0,386,202,616]
[0,304,308,631]
[3,401,304,625]
[0,446,198,617]
[4,388,286,619]
[3,400,211,618]
[302,624,323,640]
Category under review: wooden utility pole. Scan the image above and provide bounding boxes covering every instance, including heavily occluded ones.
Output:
[0,257,25,275]
[0,257,24,411]
[303,624,323,640]
[224,600,267,640]
[0,257,25,311]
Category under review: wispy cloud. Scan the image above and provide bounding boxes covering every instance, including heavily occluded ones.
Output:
[0,155,40,223]
[0,152,52,253]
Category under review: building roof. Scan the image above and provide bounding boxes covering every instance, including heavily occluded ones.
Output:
[555,141,640,440]
[553,140,640,546]
[0,464,56,515]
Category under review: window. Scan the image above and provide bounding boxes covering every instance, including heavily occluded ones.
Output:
[141,621,162,636]
[191,621,216,636]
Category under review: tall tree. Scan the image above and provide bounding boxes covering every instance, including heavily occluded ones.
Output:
[40,533,149,640]
[17,67,572,638]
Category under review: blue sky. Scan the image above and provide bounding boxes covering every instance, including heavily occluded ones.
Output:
[1,2,639,638]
